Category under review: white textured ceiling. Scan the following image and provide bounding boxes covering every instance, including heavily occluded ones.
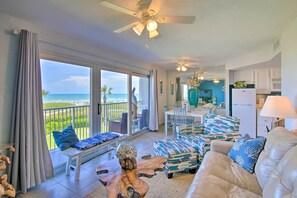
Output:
[0,0,296,73]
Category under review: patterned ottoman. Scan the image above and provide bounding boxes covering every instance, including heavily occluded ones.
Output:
[154,139,198,179]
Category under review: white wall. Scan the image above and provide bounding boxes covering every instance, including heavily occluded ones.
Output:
[156,67,167,124]
[281,16,297,130]
[0,12,153,143]
[0,14,21,142]
[166,70,181,108]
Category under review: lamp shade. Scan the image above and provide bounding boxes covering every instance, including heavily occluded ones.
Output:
[133,23,144,36]
[260,96,297,118]
[149,30,159,38]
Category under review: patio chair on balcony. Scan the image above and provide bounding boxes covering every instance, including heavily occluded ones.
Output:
[139,109,149,130]
[109,112,127,134]
[132,109,149,132]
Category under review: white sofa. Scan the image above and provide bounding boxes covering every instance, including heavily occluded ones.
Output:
[186,127,297,198]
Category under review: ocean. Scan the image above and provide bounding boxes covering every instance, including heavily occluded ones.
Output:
[43,94,135,104]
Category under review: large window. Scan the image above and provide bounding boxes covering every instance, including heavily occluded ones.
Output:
[41,59,91,150]
[41,59,150,150]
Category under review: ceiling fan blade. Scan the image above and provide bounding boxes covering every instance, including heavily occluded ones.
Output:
[157,16,196,24]
[100,1,138,17]
[147,0,165,16]
[114,22,140,33]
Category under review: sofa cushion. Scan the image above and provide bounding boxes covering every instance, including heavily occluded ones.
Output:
[228,136,266,173]
[263,145,297,198]
[73,132,120,150]
[255,127,297,189]
[186,171,261,198]
[199,151,262,195]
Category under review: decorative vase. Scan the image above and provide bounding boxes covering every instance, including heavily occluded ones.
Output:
[188,88,199,107]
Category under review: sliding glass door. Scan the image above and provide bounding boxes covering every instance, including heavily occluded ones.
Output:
[100,70,128,134]
[131,75,149,133]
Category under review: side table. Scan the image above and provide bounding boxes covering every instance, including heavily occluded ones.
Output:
[96,155,166,197]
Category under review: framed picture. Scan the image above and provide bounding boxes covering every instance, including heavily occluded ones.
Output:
[160,80,163,95]
[170,82,174,95]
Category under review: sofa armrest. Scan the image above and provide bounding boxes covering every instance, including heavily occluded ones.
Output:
[176,124,204,137]
[210,140,234,155]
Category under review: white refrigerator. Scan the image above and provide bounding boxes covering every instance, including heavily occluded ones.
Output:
[232,89,256,138]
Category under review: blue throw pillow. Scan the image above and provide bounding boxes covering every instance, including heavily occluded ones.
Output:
[53,126,79,151]
[228,135,266,174]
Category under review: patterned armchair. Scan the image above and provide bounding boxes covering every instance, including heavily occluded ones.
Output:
[176,113,241,165]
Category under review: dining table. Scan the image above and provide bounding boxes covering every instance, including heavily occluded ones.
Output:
[164,109,210,136]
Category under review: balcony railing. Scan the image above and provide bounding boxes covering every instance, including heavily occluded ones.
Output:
[43,102,128,150]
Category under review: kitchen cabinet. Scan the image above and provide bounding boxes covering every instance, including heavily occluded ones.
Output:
[269,67,281,79]
[233,67,281,93]
[257,109,274,137]
[233,70,255,84]
[269,67,281,91]
[255,69,270,93]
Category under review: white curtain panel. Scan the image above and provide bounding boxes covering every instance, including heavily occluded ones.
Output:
[9,30,54,193]
[149,69,159,131]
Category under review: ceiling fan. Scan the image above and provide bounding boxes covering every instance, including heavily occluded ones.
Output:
[176,62,189,72]
[175,59,200,72]
[100,0,196,38]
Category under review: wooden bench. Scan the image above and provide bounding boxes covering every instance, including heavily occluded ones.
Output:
[61,133,125,180]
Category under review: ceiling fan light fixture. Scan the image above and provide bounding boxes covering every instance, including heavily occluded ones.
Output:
[181,66,187,71]
[149,30,159,38]
[199,76,204,80]
[132,23,145,36]
[146,19,158,31]
[176,65,187,72]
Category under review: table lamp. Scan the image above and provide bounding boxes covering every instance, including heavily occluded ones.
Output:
[260,96,297,131]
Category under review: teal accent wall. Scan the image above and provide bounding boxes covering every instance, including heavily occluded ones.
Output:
[198,80,225,105]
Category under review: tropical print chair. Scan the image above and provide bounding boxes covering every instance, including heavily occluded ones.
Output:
[176,113,241,165]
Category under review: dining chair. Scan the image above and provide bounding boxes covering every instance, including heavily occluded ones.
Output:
[173,108,187,137]
[164,105,173,133]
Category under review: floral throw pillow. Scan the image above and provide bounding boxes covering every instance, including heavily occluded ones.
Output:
[228,135,266,174]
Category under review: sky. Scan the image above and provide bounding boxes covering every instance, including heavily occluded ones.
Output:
[41,59,140,94]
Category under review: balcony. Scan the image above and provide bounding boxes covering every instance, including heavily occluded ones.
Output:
[43,102,148,150]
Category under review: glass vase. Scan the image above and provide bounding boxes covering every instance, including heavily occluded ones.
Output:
[188,88,199,107]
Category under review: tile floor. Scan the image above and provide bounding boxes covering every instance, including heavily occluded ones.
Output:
[17,127,173,198]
